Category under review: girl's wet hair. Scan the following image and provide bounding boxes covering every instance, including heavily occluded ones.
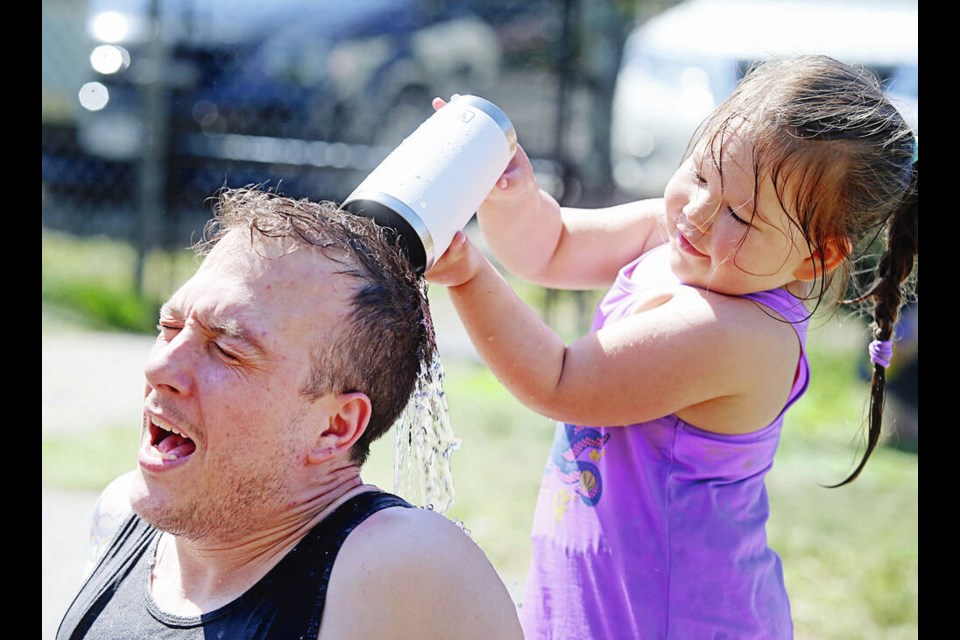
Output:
[691,55,918,484]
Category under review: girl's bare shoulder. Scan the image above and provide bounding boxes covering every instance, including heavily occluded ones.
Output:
[642,285,805,433]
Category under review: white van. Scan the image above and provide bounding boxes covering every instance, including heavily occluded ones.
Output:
[609,0,918,198]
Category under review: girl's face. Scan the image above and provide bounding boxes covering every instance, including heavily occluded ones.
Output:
[663,127,814,296]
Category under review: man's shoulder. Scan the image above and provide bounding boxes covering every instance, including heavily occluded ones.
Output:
[336,501,493,587]
[97,471,136,517]
[319,497,523,639]
[343,499,471,557]
[85,471,137,574]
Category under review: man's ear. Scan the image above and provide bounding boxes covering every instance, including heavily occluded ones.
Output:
[793,236,852,282]
[306,392,372,465]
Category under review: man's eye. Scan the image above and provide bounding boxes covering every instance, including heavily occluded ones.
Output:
[157,322,180,336]
[213,343,239,362]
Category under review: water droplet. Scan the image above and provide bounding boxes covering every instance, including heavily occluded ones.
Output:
[452,517,473,539]
[393,336,460,514]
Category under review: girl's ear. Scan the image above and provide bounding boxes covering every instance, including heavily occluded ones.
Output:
[306,392,372,465]
[793,236,852,282]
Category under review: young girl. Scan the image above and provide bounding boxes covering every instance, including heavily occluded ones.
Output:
[426,56,918,639]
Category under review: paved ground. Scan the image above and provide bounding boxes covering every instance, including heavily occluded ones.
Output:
[42,485,99,640]
[41,291,481,638]
[42,330,154,640]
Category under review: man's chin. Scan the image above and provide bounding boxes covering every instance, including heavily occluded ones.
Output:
[127,469,194,537]
[127,468,150,512]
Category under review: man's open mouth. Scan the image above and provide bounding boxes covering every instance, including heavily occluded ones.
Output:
[148,417,197,461]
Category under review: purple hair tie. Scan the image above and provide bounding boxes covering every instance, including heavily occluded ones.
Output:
[869,340,893,368]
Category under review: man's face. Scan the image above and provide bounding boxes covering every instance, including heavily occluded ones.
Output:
[129,231,355,542]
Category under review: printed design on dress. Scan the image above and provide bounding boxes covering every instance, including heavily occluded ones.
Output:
[548,423,611,520]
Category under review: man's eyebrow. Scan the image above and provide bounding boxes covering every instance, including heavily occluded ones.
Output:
[160,303,266,353]
[209,317,247,341]
[159,302,181,319]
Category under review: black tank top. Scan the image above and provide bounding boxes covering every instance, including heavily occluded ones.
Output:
[57,490,413,639]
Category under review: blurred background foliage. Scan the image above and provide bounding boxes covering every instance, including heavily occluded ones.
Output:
[42,1,917,638]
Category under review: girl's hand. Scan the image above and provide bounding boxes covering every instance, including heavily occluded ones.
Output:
[432,95,538,213]
[481,143,537,205]
[424,231,484,288]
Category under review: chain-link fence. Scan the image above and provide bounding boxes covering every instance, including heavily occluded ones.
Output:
[43,0,639,256]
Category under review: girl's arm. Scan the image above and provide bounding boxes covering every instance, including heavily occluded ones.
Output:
[427,234,800,432]
[431,98,666,290]
[475,145,668,290]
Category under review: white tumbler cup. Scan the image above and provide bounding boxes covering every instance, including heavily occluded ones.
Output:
[343,95,517,272]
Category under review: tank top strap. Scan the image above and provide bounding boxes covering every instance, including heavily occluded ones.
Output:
[285,490,415,639]
[308,490,414,551]
[56,512,158,640]
[742,287,812,408]
[743,287,811,328]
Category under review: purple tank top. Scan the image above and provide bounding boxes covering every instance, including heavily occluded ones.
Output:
[521,245,809,639]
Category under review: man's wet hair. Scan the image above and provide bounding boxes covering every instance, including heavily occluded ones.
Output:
[198,186,433,465]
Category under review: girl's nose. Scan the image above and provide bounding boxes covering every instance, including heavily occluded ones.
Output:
[681,194,718,235]
[678,201,715,235]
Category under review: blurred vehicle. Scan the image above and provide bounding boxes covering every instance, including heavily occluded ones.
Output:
[70,0,500,219]
[610,0,919,198]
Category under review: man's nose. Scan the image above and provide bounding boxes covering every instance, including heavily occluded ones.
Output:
[144,330,195,397]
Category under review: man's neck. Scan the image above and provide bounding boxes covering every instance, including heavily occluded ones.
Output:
[150,466,368,615]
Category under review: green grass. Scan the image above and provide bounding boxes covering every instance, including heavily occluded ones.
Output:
[42,425,141,490]
[766,318,919,640]
[42,232,917,639]
[42,230,200,333]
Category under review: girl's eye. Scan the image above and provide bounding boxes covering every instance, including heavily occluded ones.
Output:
[728,206,751,226]
[690,166,708,185]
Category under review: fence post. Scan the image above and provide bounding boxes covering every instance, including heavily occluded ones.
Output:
[135,0,171,296]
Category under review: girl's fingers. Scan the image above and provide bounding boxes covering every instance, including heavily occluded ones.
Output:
[489,146,532,195]
[426,232,477,287]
